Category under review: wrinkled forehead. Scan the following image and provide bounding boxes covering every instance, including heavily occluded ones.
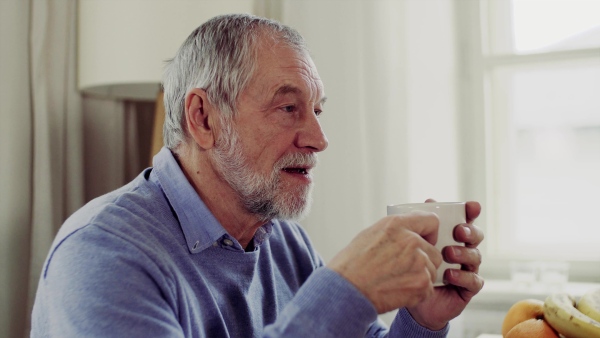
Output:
[252,37,325,102]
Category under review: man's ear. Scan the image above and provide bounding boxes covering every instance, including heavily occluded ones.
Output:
[185,88,216,149]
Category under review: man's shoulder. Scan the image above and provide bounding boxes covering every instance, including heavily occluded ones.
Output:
[68,171,165,225]
[53,170,174,255]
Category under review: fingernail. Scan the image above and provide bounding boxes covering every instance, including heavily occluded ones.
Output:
[453,247,462,257]
[463,226,471,237]
[444,270,455,285]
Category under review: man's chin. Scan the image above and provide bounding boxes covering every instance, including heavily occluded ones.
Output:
[273,190,312,222]
[241,178,313,222]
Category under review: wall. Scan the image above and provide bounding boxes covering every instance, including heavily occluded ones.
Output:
[281,0,460,264]
[279,0,460,329]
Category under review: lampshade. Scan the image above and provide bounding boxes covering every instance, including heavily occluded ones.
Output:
[78,0,253,101]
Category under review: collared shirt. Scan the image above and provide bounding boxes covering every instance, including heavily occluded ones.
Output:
[31,147,449,338]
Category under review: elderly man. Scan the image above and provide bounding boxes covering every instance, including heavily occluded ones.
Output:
[32,14,484,337]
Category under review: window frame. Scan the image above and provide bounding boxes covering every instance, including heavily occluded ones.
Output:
[455,0,600,282]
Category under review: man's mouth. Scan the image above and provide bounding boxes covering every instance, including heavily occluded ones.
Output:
[278,152,317,177]
[282,167,309,175]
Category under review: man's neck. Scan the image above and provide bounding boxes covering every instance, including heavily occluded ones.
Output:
[174,147,266,249]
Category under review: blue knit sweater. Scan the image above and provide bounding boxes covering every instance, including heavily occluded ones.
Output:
[31,148,448,338]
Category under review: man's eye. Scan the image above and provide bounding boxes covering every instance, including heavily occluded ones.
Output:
[314,109,323,117]
[282,105,296,113]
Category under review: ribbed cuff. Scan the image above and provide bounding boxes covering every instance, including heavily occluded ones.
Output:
[268,267,378,337]
[389,307,449,338]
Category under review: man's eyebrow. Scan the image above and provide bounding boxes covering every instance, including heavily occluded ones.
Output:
[273,85,302,98]
[271,85,327,105]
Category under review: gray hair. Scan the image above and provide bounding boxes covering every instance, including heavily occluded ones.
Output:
[162,13,308,150]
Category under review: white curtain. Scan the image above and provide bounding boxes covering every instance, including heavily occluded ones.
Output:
[0,0,460,336]
[280,0,460,262]
[280,0,460,326]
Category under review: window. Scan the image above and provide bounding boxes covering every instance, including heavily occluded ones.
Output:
[457,0,600,281]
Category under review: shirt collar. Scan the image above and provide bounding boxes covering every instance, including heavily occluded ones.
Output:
[150,147,273,253]
[151,147,227,253]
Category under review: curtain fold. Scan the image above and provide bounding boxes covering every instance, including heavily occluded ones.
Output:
[0,0,85,336]
[2,1,149,336]
[0,1,34,337]
[27,0,85,332]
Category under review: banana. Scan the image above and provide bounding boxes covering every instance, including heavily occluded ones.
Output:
[543,292,600,338]
[578,289,600,323]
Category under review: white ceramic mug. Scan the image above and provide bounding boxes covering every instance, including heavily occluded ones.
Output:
[387,202,466,286]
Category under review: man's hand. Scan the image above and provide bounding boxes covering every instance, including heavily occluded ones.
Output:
[407,200,485,330]
[327,211,443,314]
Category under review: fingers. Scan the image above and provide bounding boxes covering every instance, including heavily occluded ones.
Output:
[413,235,443,273]
[391,223,443,279]
[443,245,482,273]
[400,222,443,284]
[405,242,441,286]
[422,199,482,246]
[443,269,485,302]
[465,201,481,223]
[328,213,445,314]
[454,223,484,248]
[388,211,440,246]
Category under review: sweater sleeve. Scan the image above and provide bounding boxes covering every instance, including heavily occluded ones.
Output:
[263,267,449,338]
[386,308,449,338]
[263,267,378,337]
[31,225,185,338]
[264,267,449,338]
[268,222,449,338]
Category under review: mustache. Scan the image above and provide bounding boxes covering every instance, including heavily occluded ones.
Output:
[275,152,318,170]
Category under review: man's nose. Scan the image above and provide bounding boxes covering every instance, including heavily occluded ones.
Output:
[295,111,328,152]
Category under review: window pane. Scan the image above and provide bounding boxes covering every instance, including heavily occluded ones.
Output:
[488,0,600,54]
[490,58,600,258]
[512,0,600,53]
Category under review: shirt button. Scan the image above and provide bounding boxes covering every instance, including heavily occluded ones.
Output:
[223,239,233,246]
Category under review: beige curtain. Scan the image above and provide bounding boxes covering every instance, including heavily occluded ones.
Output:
[0,0,35,336]
[27,0,85,324]
[0,0,84,336]
[0,1,154,336]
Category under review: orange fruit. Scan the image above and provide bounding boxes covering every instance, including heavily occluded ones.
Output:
[505,318,559,338]
[502,299,545,336]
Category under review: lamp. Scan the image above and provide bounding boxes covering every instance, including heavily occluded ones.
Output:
[77,0,254,160]
[78,0,253,100]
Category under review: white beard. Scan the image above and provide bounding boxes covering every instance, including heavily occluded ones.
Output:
[210,118,316,221]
